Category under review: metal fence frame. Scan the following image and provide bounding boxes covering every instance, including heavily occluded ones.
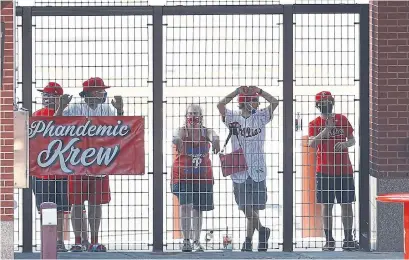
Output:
[15,4,370,252]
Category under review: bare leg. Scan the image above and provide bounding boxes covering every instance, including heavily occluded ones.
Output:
[191,209,203,242]
[56,211,64,242]
[179,204,193,240]
[243,206,262,239]
[71,205,84,244]
[322,203,334,241]
[341,203,354,241]
[81,207,89,242]
[88,203,102,244]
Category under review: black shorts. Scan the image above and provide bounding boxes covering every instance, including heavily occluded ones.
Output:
[233,177,267,211]
[316,173,356,204]
[172,182,214,211]
[32,177,71,213]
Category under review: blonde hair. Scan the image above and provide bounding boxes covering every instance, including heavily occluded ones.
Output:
[186,104,203,116]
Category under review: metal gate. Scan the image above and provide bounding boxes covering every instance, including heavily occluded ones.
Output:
[14,3,369,252]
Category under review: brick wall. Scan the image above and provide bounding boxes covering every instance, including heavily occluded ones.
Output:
[370,0,409,178]
[0,1,14,222]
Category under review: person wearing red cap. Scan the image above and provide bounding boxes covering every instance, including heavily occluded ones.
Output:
[32,82,69,252]
[55,77,124,252]
[308,91,358,251]
[217,86,279,252]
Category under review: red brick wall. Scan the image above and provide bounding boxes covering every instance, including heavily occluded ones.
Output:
[370,0,409,178]
[0,1,14,222]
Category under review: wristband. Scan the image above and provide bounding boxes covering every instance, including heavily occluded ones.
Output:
[117,111,124,116]
[258,89,263,95]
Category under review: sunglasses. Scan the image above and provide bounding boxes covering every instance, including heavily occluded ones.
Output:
[244,97,259,103]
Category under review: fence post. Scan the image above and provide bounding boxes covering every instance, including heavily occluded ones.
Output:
[152,6,164,252]
[40,202,57,259]
[359,4,370,252]
[21,6,33,253]
[282,4,294,253]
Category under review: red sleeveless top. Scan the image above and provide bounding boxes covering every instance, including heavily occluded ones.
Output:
[172,128,213,184]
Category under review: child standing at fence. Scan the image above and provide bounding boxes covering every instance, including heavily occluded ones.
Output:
[171,104,220,252]
[308,91,359,251]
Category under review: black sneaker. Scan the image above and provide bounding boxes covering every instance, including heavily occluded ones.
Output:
[56,241,68,252]
[258,227,270,252]
[241,238,253,252]
[322,239,335,251]
[342,239,359,251]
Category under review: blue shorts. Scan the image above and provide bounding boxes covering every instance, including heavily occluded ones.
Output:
[172,182,214,211]
[316,173,356,204]
[32,177,71,213]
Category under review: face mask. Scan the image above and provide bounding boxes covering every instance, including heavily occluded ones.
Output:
[244,103,258,114]
[318,103,333,115]
[186,116,201,127]
[42,93,58,108]
[87,92,107,104]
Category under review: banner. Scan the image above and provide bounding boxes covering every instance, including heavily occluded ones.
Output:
[29,116,145,176]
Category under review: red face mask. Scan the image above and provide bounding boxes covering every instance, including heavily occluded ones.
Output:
[186,116,201,126]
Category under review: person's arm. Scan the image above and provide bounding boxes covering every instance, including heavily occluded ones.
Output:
[217,88,240,117]
[172,128,183,144]
[345,135,356,147]
[111,96,124,116]
[206,128,221,154]
[54,94,73,116]
[308,119,332,149]
[334,116,355,151]
[217,86,250,117]
[54,103,66,116]
[309,129,330,148]
[249,86,279,118]
[172,127,185,153]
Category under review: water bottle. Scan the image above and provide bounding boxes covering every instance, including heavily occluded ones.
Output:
[223,227,233,251]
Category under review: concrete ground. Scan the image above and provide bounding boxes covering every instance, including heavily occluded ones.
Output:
[15,251,403,259]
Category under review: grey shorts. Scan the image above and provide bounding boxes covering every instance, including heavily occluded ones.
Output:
[233,178,267,211]
[172,182,214,212]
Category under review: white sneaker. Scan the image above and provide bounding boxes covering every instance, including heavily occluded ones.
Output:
[193,241,204,252]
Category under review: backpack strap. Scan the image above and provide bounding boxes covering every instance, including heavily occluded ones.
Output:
[223,122,242,150]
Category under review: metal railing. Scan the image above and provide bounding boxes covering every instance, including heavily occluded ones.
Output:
[14,3,369,252]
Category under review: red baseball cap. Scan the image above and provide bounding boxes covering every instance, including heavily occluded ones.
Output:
[238,93,259,104]
[37,82,64,96]
[315,91,334,103]
[82,77,110,92]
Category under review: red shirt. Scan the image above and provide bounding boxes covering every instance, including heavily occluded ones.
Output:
[172,134,213,184]
[32,107,56,117]
[308,114,354,176]
[32,108,65,180]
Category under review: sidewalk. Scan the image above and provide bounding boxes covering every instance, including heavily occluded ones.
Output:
[15,251,403,259]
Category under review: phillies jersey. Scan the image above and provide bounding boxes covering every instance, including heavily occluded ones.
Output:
[172,128,213,184]
[308,113,354,175]
[32,108,65,180]
[223,108,272,183]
